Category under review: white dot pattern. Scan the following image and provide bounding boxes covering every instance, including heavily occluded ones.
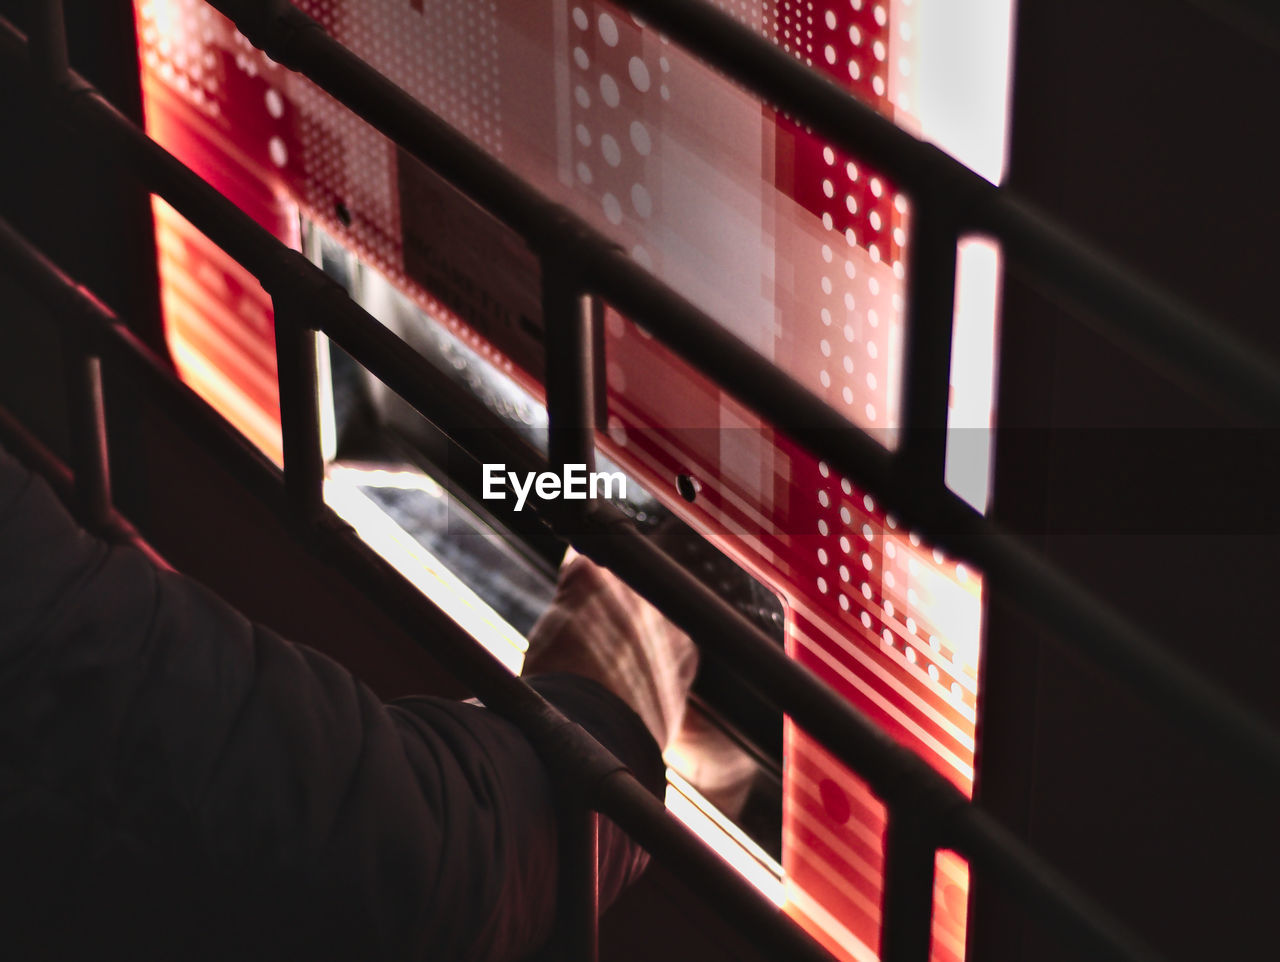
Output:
[567,3,665,264]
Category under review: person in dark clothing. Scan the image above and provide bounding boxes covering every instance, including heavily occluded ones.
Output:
[0,443,697,961]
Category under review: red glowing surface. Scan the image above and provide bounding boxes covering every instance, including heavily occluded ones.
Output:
[135,2,997,958]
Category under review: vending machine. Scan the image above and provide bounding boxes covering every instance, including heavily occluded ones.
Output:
[133,1,1013,957]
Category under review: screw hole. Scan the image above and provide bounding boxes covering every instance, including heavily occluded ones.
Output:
[676,474,700,503]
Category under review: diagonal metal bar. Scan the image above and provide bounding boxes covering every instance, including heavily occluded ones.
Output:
[880,807,938,962]
[896,208,960,490]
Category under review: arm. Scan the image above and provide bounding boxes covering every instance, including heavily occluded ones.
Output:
[0,444,660,961]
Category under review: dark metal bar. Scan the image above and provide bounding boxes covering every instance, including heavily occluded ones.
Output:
[554,807,600,962]
[24,0,112,527]
[24,0,69,86]
[0,215,288,508]
[271,269,328,524]
[569,510,941,806]
[62,350,113,527]
[895,209,959,489]
[880,808,938,962]
[542,261,598,475]
[615,0,972,202]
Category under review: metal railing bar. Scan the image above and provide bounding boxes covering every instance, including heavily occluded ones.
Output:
[896,209,960,489]
[0,216,289,513]
[25,0,112,529]
[62,350,113,528]
[582,243,898,494]
[542,260,598,475]
[612,0,970,203]
[271,284,326,524]
[554,807,601,962]
[533,250,602,957]
[566,512,943,804]
[880,808,939,962]
[23,0,68,88]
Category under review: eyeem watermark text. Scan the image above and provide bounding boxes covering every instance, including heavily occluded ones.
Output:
[482,463,626,511]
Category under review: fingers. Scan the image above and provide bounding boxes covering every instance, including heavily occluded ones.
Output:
[524,550,697,749]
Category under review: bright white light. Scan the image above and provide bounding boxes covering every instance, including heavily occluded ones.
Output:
[945,239,1002,512]
[912,0,1016,184]
[316,333,338,462]
[323,468,528,674]
[663,768,786,907]
[903,0,1015,513]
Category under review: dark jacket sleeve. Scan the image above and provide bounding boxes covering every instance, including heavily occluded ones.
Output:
[0,445,662,962]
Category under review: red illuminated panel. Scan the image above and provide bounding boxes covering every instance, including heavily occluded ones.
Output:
[135,2,1004,958]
